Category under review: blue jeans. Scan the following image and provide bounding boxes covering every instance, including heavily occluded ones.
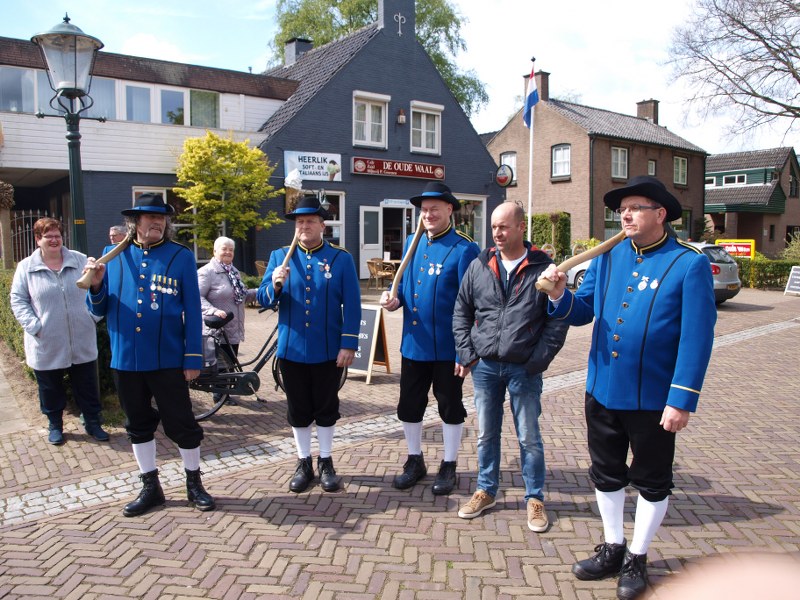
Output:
[472,359,545,502]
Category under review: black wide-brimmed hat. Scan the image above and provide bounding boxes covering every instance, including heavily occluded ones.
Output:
[285,194,330,220]
[409,181,460,210]
[121,193,175,217]
[603,176,682,222]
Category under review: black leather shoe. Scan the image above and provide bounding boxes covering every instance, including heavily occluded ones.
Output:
[318,456,341,492]
[431,460,457,495]
[617,550,648,600]
[392,454,427,490]
[123,470,165,517]
[289,456,314,493]
[572,540,627,580]
[186,469,216,511]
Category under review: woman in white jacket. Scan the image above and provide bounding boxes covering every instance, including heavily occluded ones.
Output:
[197,237,256,363]
[10,218,108,445]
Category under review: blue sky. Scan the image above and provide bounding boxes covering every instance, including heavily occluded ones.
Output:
[3,0,796,154]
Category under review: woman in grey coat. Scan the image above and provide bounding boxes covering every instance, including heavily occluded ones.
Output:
[10,218,108,445]
[197,237,256,362]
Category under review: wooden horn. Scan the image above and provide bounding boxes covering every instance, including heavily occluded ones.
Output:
[389,214,426,300]
[274,232,299,292]
[76,236,132,289]
[535,230,627,292]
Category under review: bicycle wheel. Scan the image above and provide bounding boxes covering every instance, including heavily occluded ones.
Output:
[190,347,234,421]
[271,356,348,393]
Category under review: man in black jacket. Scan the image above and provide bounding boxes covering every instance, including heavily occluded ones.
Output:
[452,202,568,532]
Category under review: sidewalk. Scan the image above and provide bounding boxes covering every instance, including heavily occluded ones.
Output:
[0,287,798,598]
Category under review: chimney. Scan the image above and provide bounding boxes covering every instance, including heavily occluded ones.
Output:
[378,0,416,37]
[637,99,659,124]
[535,70,550,102]
[284,37,313,66]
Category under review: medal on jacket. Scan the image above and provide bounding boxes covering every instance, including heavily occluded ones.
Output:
[319,261,332,279]
[150,292,159,310]
[150,274,157,291]
[638,276,650,291]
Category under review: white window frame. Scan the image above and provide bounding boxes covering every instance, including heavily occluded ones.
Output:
[500,151,517,184]
[722,174,747,186]
[648,160,656,176]
[552,144,571,177]
[612,147,628,179]
[124,82,155,123]
[673,156,688,185]
[159,86,187,125]
[322,191,346,248]
[409,99,443,155]
[705,177,716,187]
[353,90,390,149]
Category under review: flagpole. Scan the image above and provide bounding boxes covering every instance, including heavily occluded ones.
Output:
[522,56,538,242]
[527,91,534,242]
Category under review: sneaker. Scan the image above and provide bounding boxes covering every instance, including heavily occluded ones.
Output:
[616,550,648,600]
[572,540,627,581]
[526,498,549,532]
[458,489,496,519]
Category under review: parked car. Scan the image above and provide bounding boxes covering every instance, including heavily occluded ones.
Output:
[564,242,740,304]
[687,241,741,304]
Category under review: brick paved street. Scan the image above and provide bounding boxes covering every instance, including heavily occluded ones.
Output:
[0,287,798,599]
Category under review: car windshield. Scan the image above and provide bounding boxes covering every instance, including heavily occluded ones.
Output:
[703,247,736,264]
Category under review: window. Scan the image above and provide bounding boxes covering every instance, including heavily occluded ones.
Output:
[455,197,486,248]
[648,160,656,176]
[161,89,184,125]
[673,156,688,185]
[705,177,716,187]
[190,90,218,128]
[612,147,628,179]
[723,174,746,185]
[85,77,116,120]
[672,209,690,240]
[769,224,775,242]
[0,66,35,113]
[321,191,344,246]
[126,85,151,122]
[552,144,571,177]
[353,91,389,148]
[410,100,443,154]
[791,172,799,197]
[500,152,517,184]
[35,71,60,116]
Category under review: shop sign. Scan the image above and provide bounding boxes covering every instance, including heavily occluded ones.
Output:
[352,156,445,180]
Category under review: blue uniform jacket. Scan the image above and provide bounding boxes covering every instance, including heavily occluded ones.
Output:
[394,225,480,362]
[548,234,716,412]
[87,239,203,371]
[258,240,361,364]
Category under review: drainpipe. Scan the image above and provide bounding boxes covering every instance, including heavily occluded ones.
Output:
[589,136,595,239]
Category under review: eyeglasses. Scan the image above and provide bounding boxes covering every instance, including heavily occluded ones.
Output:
[614,204,661,215]
[41,234,62,240]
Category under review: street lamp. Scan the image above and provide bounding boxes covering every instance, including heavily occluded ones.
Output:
[32,14,103,254]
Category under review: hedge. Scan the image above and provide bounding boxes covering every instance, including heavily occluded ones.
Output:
[734,258,798,290]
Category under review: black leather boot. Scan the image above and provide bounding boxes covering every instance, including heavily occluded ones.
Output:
[431,460,457,495]
[84,415,110,442]
[392,454,427,490]
[572,540,627,580]
[186,469,216,512]
[318,456,341,492]
[123,470,165,517]
[616,550,648,600]
[289,456,314,493]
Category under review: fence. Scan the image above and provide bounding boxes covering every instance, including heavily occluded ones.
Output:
[10,210,71,263]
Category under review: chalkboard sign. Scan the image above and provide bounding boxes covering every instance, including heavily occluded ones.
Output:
[784,265,800,296]
[349,304,391,384]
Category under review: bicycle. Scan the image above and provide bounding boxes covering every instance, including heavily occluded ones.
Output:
[189,307,347,420]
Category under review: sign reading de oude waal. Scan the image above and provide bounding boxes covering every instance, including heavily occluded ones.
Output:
[284,151,342,182]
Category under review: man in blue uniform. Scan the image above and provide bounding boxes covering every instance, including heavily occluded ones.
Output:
[380,182,480,496]
[540,176,716,600]
[258,195,360,494]
[86,193,215,517]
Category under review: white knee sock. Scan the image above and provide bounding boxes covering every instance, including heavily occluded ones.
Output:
[132,440,157,474]
[292,426,312,458]
[596,489,626,545]
[317,425,334,458]
[179,446,201,472]
[629,495,669,555]
[402,421,423,455]
[442,423,463,462]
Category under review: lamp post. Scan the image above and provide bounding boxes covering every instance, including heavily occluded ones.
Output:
[32,14,103,254]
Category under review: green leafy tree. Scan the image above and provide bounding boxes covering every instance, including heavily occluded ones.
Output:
[173,131,283,252]
[270,0,488,116]
[781,232,800,262]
